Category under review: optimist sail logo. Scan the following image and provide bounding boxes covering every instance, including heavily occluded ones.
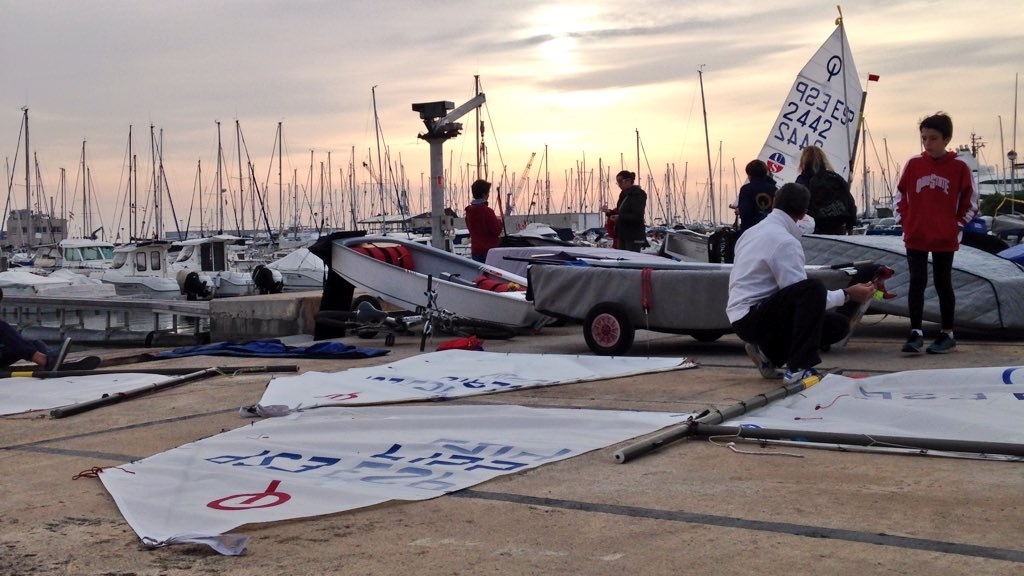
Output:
[766,152,786,174]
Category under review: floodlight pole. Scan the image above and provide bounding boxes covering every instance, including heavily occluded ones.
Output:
[413,93,486,250]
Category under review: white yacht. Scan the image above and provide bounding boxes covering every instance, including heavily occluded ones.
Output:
[100,240,189,299]
[31,238,116,273]
[169,235,283,298]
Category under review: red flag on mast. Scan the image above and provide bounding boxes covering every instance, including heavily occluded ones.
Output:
[868,74,880,82]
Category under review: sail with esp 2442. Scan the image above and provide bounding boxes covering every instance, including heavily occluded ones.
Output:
[758,18,864,185]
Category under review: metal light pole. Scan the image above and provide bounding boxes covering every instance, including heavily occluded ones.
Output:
[412,93,486,250]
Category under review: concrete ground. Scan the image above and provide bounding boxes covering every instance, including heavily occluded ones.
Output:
[1,313,1022,575]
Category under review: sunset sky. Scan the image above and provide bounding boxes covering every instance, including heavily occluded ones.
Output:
[3,0,1022,238]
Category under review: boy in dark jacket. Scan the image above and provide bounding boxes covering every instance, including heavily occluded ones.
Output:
[736,159,776,234]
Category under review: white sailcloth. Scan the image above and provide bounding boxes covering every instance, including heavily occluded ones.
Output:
[723,367,1024,456]
[98,404,686,554]
[253,350,695,411]
[758,21,863,184]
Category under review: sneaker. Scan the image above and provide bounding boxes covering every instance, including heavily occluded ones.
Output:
[901,330,924,354]
[783,368,821,385]
[745,343,781,379]
[926,333,957,354]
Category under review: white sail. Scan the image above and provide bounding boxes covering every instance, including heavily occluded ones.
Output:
[758,21,863,184]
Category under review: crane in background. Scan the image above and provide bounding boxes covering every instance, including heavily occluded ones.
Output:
[506,152,536,216]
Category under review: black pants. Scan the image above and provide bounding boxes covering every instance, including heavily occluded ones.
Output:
[906,249,955,331]
[732,279,849,370]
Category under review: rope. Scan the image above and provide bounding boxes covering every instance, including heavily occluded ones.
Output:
[641,267,653,354]
[815,394,850,410]
[707,434,805,458]
[72,466,134,480]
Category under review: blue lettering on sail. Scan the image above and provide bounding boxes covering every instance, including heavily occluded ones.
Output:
[771,81,856,152]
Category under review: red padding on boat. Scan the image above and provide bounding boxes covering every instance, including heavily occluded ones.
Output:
[352,243,414,270]
[474,275,525,293]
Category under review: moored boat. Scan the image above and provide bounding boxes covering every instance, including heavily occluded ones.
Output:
[266,247,325,292]
[169,234,284,298]
[31,238,116,273]
[0,268,116,298]
[100,240,187,299]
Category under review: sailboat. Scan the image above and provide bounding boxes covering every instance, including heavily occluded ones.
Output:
[757,10,864,183]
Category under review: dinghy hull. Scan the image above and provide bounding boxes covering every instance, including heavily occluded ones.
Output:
[331,236,543,328]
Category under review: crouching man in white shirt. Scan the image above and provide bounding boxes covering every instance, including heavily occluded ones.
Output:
[726,183,875,384]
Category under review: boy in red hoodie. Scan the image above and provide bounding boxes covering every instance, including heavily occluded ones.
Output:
[464,179,503,263]
[894,112,979,354]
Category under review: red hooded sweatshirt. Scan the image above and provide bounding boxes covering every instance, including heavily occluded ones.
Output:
[894,151,978,252]
[464,201,502,257]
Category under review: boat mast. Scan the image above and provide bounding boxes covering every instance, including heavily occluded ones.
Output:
[197,158,203,237]
[372,86,386,233]
[544,144,550,214]
[698,66,715,225]
[236,120,245,236]
[216,121,224,234]
[475,75,483,181]
[277,121,283,237]
[80,140,89,237]
[157,128,167,240]
[150,125,158,239]
[349,146,356,231]
[127,125,134,240]
[861,120,870,218]
[23,108,31,219]
[294,167,300,235]
[635,129,640,182]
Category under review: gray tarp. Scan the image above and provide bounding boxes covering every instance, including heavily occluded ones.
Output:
[801,234,1024,330]
[530,262,850,334]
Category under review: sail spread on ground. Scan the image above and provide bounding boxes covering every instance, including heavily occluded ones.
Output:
[254,349,695,410]
[98,404,686,555]
[723,367,1024,454]
[0,373,169,416]
[758,21,863,184]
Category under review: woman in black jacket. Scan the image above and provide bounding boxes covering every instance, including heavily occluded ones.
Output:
[795,146,858,235]
[603,170,647,252]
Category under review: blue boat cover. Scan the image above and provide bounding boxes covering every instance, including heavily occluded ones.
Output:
[153,339,389,359]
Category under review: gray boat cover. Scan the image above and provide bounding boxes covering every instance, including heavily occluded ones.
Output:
[801,234,1024,330]
[487,246,668,277]
[530,262,849,333]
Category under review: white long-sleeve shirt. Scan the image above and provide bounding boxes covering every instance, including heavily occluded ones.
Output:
[726,209,845,323]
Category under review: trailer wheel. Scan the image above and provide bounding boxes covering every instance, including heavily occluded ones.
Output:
[584,303,634,356]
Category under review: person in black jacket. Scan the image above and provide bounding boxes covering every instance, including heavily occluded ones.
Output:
[602,170,647,252]
[0,288,57,369]
[796,146,858,235]
[736,159,777,235]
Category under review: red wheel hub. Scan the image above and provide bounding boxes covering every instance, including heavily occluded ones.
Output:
[593,313,621,346]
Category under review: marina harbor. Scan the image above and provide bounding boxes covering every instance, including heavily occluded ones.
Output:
[4,3,1023,575]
